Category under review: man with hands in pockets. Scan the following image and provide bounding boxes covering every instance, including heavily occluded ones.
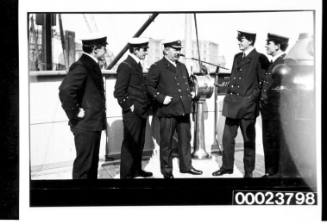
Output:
[114,37,153,179]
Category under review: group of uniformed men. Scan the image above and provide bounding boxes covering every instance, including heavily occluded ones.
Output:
[59,30,290,180]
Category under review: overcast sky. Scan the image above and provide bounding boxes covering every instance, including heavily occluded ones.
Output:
[56,11,314,69]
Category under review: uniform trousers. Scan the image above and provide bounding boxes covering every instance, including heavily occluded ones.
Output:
[261,108,280,175]
[159,114,192,176]
[222,117,256,174]
[120,111,146,179]
[72,129,101,179]
[262,103,298,177]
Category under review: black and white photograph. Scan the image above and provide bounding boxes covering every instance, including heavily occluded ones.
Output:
[15,0,324,223]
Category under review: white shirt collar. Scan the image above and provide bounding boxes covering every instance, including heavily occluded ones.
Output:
[243,46,254,57]
[164,56,176,67]
[129,53,141,64]
[83,52,98,63]
[271,51,284,62]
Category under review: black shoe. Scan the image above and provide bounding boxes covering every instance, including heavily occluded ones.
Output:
[261,172,277,178]
[181,167,203,175]
[163,174,174,179]
[134,170,153,178]
[244,172,253,178]
[212,168,233,176]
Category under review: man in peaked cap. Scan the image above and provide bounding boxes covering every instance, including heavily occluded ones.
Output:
[237,30,256,44]
[260,33,290,178]
[212,30,269,178]
[163,39,183,50]
[81,33,108,46]
[146,39,203,179]
[59,33,108,179]
[114,37,153,179]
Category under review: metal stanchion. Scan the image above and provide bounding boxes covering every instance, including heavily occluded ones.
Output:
[211,66,222,155]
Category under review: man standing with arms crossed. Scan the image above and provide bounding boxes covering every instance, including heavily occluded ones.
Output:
[59,33,108,180]
[212,31,269,178]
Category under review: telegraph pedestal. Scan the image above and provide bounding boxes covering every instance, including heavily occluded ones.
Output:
[190,74,214,159]
[192,98,210,159]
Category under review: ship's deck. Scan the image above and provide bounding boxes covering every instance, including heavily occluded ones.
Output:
[31,148,265,179]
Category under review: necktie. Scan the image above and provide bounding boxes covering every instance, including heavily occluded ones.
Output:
[138,62,143,71]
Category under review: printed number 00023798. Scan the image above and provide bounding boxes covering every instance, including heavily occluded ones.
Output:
[233,191,317,205]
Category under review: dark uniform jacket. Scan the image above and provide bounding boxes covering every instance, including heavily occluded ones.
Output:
[146,57,193,118]
[114,55,150,118]
[260,53,286,118]
[222,49,269,119]
[59,54,106,131]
